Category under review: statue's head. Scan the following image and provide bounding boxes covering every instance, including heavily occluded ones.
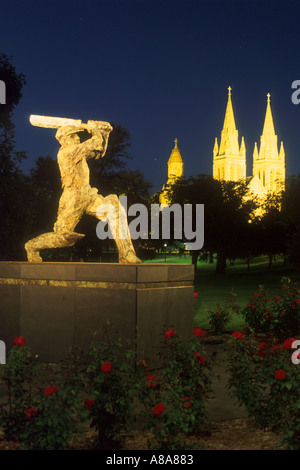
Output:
[55,126,82,146]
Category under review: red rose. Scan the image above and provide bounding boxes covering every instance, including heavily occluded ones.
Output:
[147,374,155,388]
[273,345,283,353]
[182,397,192,409]
[282,338,298,350]
[296,299,300,304]
[164,328,176,341]
[259,342,267,349]
[13,336,26,347]
[193,352,206,364]
[101,361,112,373]
[258,350,266,358]
[84,398,95,409]
[152,403,165,417]
[251,305,256,309]
[44,386,59,396]
[275,297,281,301]
[275,369,286,380]
[232,331,243,340]
[26,407,38,420]
[193,292,198,298]
[139,359,148,368]
[193,327,205,338]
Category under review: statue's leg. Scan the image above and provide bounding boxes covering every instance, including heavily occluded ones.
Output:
[25,231,85,262]
[25,193,84,262]
[86,193,141,263]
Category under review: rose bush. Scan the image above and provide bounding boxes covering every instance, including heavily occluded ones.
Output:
[226,330,300,449]
[80,326,138,449]
[241,278,300,341]
[0,337,39,440]
[136,326,213,450]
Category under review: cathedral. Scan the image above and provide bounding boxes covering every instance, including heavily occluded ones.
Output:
[160,86,285,205]
[213,87,285,197]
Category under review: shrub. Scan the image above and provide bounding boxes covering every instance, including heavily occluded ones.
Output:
[226,330,300,449]
[241,278,300,341]
[208,289,240,335]
[80,326,138,449]
[0,337,38,440]
[137,327,213,450]
[21,384,80,450]
[208,305,231,335]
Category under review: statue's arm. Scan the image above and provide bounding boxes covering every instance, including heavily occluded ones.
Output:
[79,121,112,159]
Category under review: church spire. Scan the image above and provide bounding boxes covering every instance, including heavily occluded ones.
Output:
[253,93,285,193]
[262,93,276,137]
[218,86,239,155]
[213,86,246,181]
[213,137,219,156]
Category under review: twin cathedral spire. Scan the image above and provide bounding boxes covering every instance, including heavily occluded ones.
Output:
[213,86,285,195]
[160,86,285,205]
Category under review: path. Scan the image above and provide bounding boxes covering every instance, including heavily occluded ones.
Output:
[204,343,247,421]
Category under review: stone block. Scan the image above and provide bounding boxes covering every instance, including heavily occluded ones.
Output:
[0,262,194,364]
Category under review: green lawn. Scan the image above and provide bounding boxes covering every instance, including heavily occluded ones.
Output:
[145,254,300,331]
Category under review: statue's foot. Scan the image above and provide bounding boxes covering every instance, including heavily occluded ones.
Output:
[119,251,142,264]
[25,244,43,263]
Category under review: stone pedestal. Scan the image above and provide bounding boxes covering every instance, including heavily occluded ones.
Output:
[0,262,194,364]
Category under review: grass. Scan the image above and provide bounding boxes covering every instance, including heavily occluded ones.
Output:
[145,253,300,331]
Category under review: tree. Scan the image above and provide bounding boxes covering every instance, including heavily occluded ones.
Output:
[256,192,285,269]
[0,54,31,260]
[280,175,300,267]
[169,174,258,273]
[89,123,134,195]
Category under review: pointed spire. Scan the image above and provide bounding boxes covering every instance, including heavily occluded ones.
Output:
[253,93,285,193]
[213,137,219,156]
[253,142,258,160]
[240,136,246,156]
[223,86,237,133]
[218,86,239,155]
[279,141,285,159]
[262,92,275,136]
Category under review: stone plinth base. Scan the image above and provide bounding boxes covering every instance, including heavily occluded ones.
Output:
[0,262,194,364]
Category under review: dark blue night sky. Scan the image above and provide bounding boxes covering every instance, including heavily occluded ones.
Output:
[1,0,300,193]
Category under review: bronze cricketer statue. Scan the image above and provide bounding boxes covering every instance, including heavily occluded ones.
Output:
[25,115,141,263]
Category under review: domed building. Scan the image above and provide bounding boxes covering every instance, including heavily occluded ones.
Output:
[159,138,184,205]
